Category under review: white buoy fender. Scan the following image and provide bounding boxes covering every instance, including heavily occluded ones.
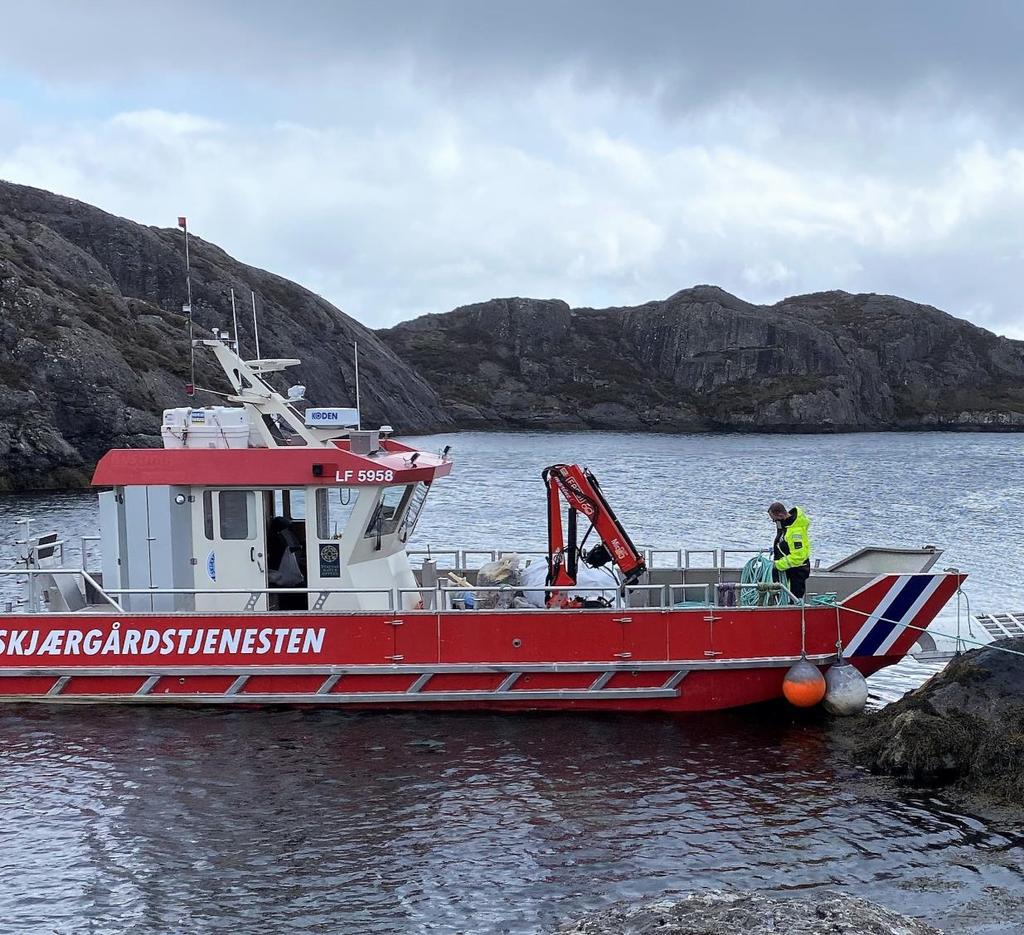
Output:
[823,661,869,716]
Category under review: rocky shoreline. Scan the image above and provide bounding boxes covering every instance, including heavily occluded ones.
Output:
[556,890,941,934]
[843,638,1024,804]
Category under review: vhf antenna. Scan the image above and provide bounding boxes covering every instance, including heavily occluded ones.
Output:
[251,290,262,360]
[178,216,195,395]
[230,287,240,353]
[353,339,361,430]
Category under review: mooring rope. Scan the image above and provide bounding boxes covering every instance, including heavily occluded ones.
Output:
[834,603,845,660]
[776,580,1024,660]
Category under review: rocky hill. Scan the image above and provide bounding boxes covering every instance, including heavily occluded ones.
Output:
[378,287,1024,432]
[0,181,450,490]
[2,181,1023,492]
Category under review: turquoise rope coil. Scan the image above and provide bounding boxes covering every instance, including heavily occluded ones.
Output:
[740,553,791,607]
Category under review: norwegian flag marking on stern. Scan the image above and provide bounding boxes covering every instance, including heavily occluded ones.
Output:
[846,573,948,656]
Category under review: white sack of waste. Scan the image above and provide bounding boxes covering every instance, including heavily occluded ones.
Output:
[519,560,621,607]
[519,560,548,607]
[570,564,621,604]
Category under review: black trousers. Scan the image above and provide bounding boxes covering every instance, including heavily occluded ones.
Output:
[781,563,811,599]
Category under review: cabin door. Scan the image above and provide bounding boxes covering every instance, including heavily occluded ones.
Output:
[194,489,267,611]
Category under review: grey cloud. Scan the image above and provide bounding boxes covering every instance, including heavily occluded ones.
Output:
[6,1,1024,112]
[1,3,1023,339]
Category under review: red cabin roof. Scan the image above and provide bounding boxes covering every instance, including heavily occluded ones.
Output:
[92,439,452,488]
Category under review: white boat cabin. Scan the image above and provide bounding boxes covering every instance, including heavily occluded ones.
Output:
[90,338,452,613]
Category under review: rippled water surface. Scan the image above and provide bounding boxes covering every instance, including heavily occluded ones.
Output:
[1,707,1022,934]
[0,431,1022,933]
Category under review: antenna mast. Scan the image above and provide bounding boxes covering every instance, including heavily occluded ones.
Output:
[354,340,361,430]
[178,216,195,394]
[230,288,240,353]
[251,291,262,360]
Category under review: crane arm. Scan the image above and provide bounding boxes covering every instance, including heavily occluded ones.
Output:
[542,463,647,592]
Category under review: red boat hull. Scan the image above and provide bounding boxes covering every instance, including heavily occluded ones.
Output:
[0,573,962,711]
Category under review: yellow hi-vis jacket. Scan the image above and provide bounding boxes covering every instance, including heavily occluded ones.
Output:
[774,507,811,570]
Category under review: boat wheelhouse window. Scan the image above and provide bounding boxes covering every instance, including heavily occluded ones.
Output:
[219,490,255,540]
[272,489,306,520]
[203,491,214,540]
[364,485,414,539]
[397,482,430,542]
[315,487,356,539]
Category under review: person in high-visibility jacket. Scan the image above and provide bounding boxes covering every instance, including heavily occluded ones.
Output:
[767,501,811,599]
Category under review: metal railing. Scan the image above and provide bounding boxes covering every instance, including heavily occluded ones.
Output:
[407,549,462,567]
[101,585,397,613]
[719,549,766,567]
[79,536,101,574]
[648,549,684,568]
[0,569,401,614]
[0,567,875,617]
[3,570,678,615]
[667,583,713,605]
[400,582,675,611]
[0,567,123,613]
[408,546,767,571]
[409,548,551,568]
[686,549,719,568]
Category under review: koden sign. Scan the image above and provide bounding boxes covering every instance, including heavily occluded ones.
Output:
[304,408,359,428]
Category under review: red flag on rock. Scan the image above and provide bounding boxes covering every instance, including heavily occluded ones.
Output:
[177,216,187,229]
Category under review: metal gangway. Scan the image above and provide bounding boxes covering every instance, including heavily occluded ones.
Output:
[975,611,1024,641]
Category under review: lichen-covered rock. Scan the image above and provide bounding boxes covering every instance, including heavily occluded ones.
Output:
[851,638,1024,801]
[0,180,451,490]
[556,890,941,935]
[379,286,1024,433]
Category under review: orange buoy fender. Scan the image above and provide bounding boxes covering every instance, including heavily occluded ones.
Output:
[782,656,827,708]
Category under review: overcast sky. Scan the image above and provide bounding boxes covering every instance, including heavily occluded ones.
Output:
[2,1,1023,337]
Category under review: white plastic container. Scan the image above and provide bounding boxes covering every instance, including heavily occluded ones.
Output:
[161,407,251,449]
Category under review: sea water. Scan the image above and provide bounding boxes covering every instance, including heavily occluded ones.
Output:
[0,431,1021,933]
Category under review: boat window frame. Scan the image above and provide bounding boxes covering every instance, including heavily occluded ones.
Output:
[218,490,256,541]
[315,486,356,540]
[202,490,214,540]
[397,481,430,542]
[364,484,415,540]
[271,488,306,522]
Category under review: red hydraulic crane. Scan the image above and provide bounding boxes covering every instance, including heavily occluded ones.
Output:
[542,463,647,603]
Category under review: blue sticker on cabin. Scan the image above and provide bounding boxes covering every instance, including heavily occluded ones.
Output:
[206,550,216,581]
